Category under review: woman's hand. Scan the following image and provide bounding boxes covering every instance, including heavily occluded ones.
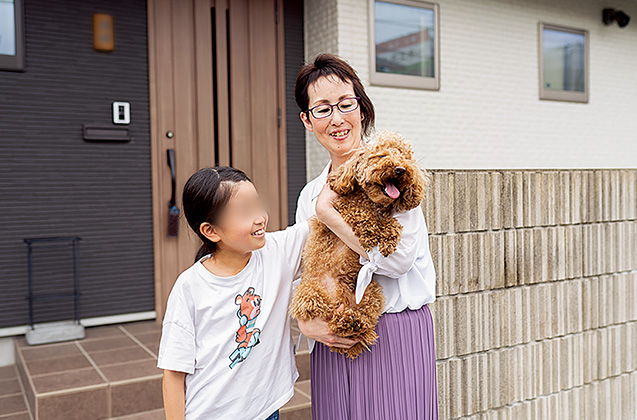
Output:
[297,316,358,349]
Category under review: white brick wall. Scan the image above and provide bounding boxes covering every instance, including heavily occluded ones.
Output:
[303,0,637,179]
[304,0,337,179]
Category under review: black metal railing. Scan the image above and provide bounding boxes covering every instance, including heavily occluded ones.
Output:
[24,236,82,328]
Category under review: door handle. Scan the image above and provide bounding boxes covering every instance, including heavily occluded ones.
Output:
[167,149,179,237]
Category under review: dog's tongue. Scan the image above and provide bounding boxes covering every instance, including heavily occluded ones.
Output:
[384,181,401,199]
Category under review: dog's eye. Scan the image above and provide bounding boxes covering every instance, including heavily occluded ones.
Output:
[376,155,387,159]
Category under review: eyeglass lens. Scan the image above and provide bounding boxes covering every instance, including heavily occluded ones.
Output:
[310,97,359,119]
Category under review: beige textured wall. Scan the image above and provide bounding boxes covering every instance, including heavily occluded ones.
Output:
[304,0,637,179]
[425,169,637,419]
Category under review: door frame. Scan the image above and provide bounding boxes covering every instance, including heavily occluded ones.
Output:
[146,0,288,319]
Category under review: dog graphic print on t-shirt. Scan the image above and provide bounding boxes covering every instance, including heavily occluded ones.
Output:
[229,287,262,369]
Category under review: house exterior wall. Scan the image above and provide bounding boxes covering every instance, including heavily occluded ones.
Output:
[302,1,637,418]
[304,0,637,180]
[0,0,154,329]
[284,0,307,223]
[425,169,636,419]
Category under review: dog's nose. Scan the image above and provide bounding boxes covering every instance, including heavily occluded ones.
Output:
[394,166,406,177]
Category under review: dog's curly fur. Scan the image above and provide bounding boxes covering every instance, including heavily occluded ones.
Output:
[290,130,428,359]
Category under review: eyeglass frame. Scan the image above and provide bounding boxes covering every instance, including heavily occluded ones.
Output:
[304,97,361,119]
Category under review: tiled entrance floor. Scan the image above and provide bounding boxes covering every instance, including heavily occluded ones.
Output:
[3,320,311,420]
[13,321,163,420]
[0,364,30,419]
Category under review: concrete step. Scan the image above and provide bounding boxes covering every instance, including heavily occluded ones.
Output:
[283,320,312,420]
[111,408,165,419]
[280,379,311,420]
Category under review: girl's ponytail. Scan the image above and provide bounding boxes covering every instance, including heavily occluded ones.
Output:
[182,166,251,263]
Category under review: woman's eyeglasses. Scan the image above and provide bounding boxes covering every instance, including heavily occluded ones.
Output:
[305,97,360,119]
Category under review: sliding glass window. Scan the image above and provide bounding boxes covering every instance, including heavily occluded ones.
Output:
[370,0,440,90]
[0,0,25,71]
[539,23,588,103]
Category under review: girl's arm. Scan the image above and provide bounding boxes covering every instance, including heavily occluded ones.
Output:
[163,370,186,420]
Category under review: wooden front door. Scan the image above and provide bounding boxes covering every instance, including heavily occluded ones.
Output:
[147,0,288,318]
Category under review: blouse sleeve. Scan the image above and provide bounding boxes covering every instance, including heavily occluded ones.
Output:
[295,188,312,224]
[354,207,429,303]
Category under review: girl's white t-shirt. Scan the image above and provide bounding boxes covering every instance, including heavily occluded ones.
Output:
[157,222,309,420]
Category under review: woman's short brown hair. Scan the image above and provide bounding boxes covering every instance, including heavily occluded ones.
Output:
[295,53,375,137]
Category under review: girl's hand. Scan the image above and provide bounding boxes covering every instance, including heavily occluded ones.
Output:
[315,183,340,223]
[297,316,358,349]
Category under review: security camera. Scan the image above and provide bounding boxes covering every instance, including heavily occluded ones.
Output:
[602,8,631,28]
[615,10,630,27]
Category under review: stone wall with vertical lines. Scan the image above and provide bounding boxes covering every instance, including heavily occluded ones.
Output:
[424,169,637,419]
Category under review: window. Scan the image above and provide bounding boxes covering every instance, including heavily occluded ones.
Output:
[0,0,24,71]
[539,23,588,103]
[369,0,440,90]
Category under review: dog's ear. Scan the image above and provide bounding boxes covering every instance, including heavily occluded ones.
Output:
[395,168,429,212]
[328,151,363,195]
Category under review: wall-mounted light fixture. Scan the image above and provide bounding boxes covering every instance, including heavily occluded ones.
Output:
[602,8,630,28]
[93,13,114,52]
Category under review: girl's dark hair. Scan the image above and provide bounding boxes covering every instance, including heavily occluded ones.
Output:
[295,53,375,137]
[182,166,251,262]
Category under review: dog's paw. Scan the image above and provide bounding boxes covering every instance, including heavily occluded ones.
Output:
[329,340,375,359]
[357,235,379,253]
[328,307,364,337]
[378,241,398,257]
[359,329,379,349]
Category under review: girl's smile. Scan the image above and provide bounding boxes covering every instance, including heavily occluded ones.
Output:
[251,227,265,238]
[213,181,269,252]
[198,180,269,277]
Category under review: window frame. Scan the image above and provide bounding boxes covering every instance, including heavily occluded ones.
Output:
[0,0,25,71]
[538,22,589,103]
[368,0,440,90]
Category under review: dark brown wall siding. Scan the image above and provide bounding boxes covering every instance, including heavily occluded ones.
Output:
[283,0,306,224]
[0,0,154,328]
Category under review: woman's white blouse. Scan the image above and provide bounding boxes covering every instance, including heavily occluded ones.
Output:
[295,163,437,315]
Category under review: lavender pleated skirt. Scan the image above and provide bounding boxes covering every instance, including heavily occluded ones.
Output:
[310,304,438,420]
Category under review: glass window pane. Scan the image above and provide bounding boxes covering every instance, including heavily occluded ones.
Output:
[543,28,585,92]
[0,0,16,56]
[375,1,435,78]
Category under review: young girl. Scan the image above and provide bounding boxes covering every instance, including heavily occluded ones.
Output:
[158,166,309,420]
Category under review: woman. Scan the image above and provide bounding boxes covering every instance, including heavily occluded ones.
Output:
[294,53,439,419]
